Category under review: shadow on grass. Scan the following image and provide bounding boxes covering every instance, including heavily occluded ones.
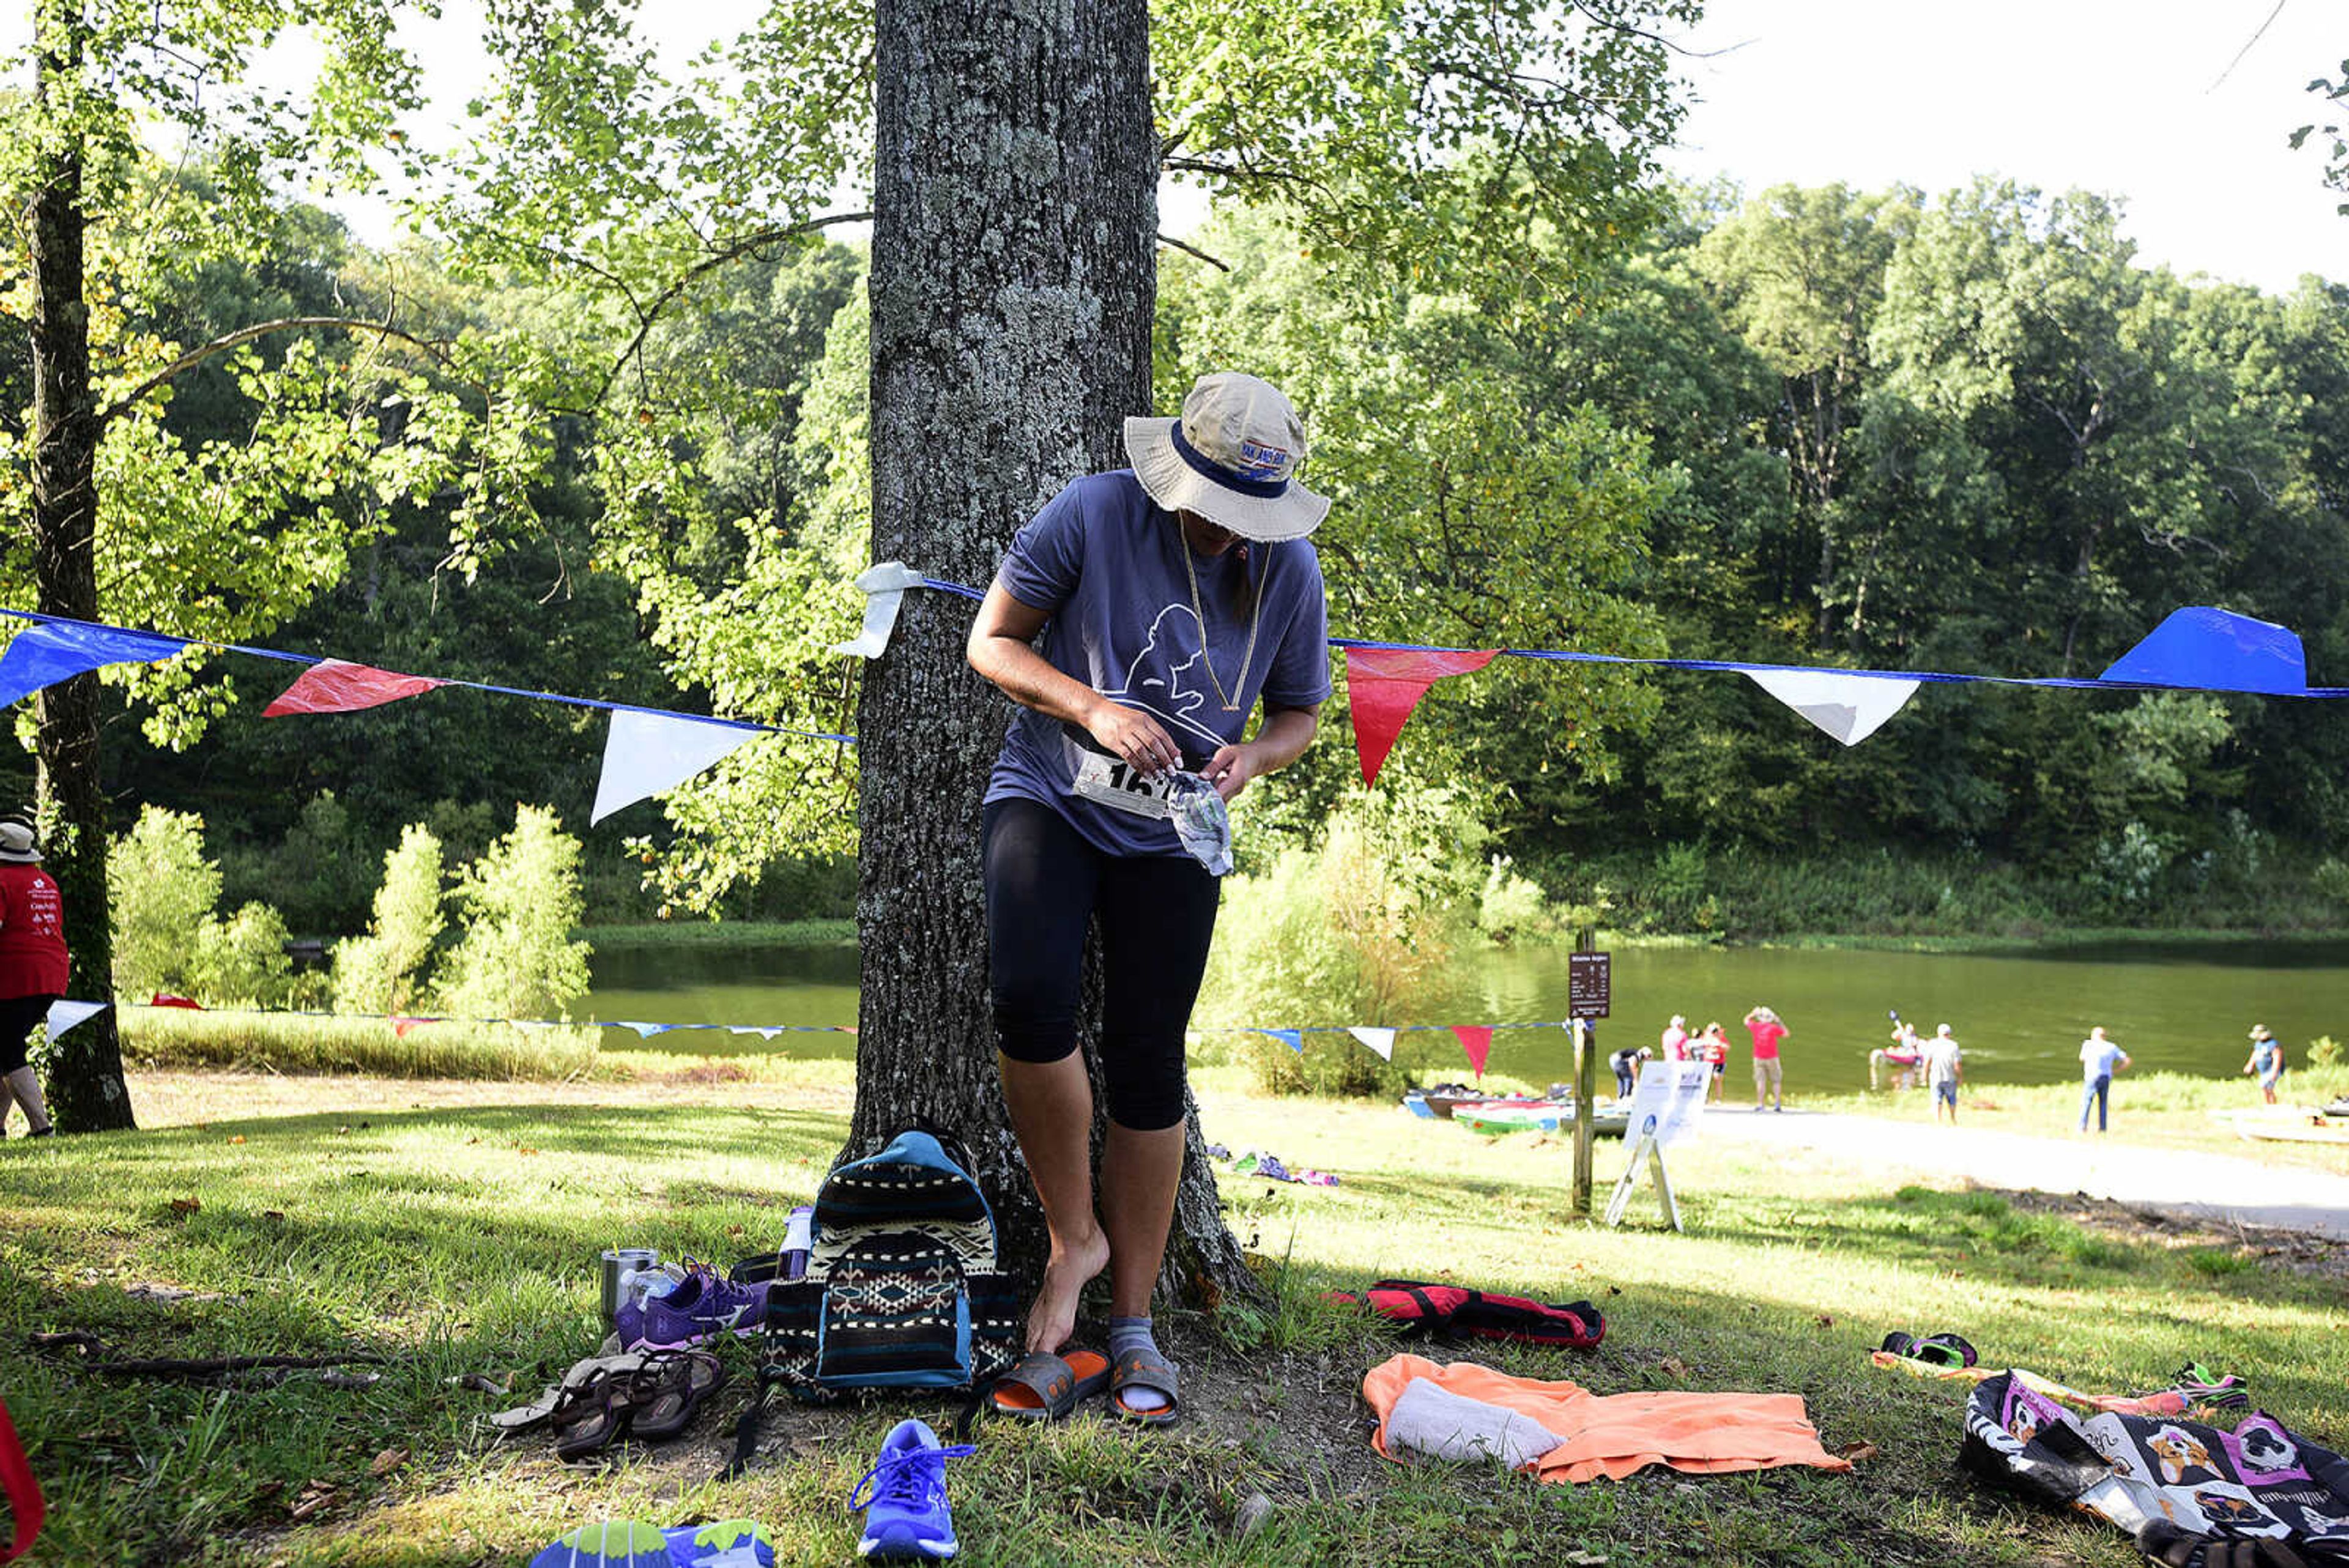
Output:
[3,1108,2342,1566]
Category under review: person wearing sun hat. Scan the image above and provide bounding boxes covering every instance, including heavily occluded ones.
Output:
[966,371,1332,1425]
[0,816,63,1137]
[2242,1024,2286,1105]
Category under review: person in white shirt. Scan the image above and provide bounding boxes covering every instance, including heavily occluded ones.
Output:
[2077,1025,2131,1133]
[1921,1024,1964,1124]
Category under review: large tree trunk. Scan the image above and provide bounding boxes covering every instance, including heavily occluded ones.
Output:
[28,4,135,1133]
[855,0,1255,1309]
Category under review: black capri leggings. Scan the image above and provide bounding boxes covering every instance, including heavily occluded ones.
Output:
[982,797,1221,1131]
[0,995,57,1074]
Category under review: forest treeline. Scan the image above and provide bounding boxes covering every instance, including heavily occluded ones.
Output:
[6,174,2347,940]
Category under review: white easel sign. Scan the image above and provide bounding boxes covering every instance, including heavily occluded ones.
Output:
[1605,1061,1710,1230]
[1626,1060,1710,1145]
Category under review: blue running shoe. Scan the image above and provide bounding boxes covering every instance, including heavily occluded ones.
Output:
[850,1418,975,1561]
[618,1265,766,1349]
[529,1519,669,1568]
[662,1518,776,1568]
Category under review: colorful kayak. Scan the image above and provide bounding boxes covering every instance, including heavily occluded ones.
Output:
[1452,1100,1630,1138]
[2211,1107,2349,1146]
[1404,1087,1491,1120]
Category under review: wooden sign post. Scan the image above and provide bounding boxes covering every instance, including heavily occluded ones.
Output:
[1569,931,1606,1213]
[1568,932,1608,1215]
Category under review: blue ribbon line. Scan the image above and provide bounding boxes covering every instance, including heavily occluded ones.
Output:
[0,607,856,744]
[11,582,2345,758]
[122,1001,853,1033]
[122,999,1568,1036]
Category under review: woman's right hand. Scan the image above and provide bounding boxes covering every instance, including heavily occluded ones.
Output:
[1086,699,1182,778]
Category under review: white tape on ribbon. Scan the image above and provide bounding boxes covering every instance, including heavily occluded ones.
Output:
[833,562,932,660]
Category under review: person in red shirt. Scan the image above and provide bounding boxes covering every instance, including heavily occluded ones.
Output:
[1699,1021,1730,1103]
[0,817,64,1137]
[1744,1005,1788,1112]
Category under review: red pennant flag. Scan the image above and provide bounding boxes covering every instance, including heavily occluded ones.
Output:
[1345,647,1499,786]
[264,660,447,718]
[0,1396,46,1566]
[392,1016,428,1038]
[149,993,204,1010]
[1450,1024,1494,1078]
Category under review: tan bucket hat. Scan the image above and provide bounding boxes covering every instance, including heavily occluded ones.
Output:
[1123,371,1330,542]
[0,821,40,864]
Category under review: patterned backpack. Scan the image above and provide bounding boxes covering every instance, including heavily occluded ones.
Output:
[727,1128,1021,1473]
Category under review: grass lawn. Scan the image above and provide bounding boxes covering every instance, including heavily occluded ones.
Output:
[3,1062,2344,1566]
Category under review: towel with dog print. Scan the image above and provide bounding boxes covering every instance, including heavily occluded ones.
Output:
[1362,1354,1854,1483]
[1962,1370,2349,1555]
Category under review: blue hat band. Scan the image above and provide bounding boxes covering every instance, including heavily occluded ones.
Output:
[1170,424,1290,500]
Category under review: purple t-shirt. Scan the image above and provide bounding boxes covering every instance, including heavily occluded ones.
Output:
[985,470,1330,856]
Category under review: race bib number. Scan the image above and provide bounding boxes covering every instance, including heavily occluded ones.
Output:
[1070,749,1176,819]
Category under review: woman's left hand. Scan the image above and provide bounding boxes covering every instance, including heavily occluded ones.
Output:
[1204,741,1261,803]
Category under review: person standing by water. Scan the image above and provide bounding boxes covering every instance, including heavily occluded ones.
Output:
[1699,1021,1730,1104]
[2242,1025,2286,1105]
[1921,1024,1964,1125]
[1660,1014,1690,1063]
[0,818,64,1138]
[967,371,1331,1424]
[2077,1025,2131,1134]
[1743,1005,1787,1112]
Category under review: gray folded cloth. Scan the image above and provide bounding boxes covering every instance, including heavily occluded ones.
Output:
[1384,1376,1566,1470]
[1168,773,1233,875]
[486,1351,649,1432]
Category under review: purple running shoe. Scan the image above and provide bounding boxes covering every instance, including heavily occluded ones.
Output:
[615,1264,766,1349]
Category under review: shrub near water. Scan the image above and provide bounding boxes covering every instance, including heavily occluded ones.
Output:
[332,825,447,1014]
[1198,786,1483,1096]
[108,806,308,1006]
[435,804,593,1019]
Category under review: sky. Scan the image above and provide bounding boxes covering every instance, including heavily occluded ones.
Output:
[1664,0,2344,293]
[2,0,2341,292]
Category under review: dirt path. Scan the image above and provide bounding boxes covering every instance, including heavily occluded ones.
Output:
[1696,1105,2349,1240]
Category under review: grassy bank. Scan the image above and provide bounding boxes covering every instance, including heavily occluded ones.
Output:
[4,1065,2343,1566]
[575,918,856,948]
[122,1009,606,1081]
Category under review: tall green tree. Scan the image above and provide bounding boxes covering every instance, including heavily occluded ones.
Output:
[3,2,499,1128]
[443,0,1702,1290]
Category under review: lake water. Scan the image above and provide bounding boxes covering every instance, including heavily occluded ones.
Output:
[587,935,2349,1096]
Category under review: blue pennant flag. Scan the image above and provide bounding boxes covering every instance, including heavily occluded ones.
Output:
[609,1020,673,1038]
[0,621,188,708]
[2099,608,2306,695]
[1256,1028,1305,1053]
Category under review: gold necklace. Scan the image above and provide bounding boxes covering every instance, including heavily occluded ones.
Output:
[1179,527,1266,713]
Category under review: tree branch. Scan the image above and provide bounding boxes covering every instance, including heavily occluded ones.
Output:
[98,317,471,424]
[1156,231,1231,272]
[594,212,874,406]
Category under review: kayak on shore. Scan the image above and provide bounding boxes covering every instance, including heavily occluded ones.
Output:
[2207,1105,2349,1146]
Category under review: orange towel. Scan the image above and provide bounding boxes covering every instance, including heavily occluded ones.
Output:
[1362,1353,1855,1484]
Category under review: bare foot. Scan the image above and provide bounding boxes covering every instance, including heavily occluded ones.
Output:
[1025,1225,1111,1354]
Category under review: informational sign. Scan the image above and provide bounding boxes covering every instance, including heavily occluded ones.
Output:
[1605,1060,1710,1231]
[1624,1060,1709,1147]
[1567,950,1611,1018]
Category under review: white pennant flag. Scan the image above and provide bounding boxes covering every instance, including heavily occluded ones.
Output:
[833,562,930,660]
[45,1000,109,1040]
[1348,1025,1397,1061]
[1744,668,1920,747]
[592,708,759,825]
